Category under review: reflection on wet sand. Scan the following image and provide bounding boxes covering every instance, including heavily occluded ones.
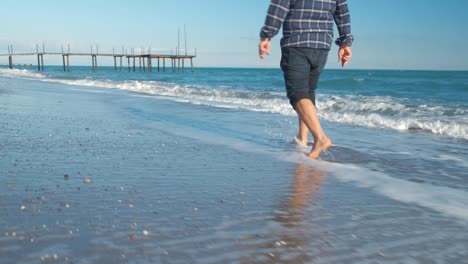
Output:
[277,162,326,227]
[244,162,327,263]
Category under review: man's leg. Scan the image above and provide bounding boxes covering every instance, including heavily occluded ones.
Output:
[281,47,311,146]
[297,97,315,145]
[281,47,331,158]
[295,98,331,159]
[297,117,309,145]
[297,49,327,147]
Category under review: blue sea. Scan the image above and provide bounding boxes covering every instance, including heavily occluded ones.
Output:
[1,65,467,262]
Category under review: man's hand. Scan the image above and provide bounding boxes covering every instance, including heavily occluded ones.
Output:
[338,45,352,67]
[259,40,271,59]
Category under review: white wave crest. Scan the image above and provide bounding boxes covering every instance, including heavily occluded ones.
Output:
[0,68,45,79]
[316,95,468,139]
[320,111,468,139]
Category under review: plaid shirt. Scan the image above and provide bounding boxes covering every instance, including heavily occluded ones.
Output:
[260,0,354,49]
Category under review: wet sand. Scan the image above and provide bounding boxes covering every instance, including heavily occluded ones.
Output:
[1,77,467,263]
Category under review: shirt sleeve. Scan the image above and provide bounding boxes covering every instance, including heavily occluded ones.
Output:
[333,0,354,46]
[259,0,290,40]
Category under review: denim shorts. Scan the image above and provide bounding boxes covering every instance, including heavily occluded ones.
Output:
[280,47,329,106]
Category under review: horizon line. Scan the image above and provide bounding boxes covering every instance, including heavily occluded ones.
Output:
[1,65,467,72]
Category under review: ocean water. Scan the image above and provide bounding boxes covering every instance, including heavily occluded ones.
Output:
[1,65,468,262]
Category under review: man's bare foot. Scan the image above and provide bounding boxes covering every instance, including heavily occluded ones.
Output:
[307,137,332,159]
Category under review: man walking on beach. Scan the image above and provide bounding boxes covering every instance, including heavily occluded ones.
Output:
[259,0,353,159]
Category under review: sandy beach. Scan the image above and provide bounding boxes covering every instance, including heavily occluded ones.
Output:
[1,72,468,264]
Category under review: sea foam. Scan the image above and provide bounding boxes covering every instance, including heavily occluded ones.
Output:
[328,162,468,222]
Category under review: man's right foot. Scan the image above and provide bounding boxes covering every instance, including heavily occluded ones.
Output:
[307,137,332,159]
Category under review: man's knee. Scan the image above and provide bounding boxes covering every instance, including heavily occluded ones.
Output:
[290,95,313,109]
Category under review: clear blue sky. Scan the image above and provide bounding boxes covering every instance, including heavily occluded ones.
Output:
[1,0,467,70]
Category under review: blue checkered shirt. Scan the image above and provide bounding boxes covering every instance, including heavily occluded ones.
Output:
[260,0,354,49]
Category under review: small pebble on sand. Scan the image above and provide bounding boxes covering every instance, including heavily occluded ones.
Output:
[20,205,26,211]
[83,178,91,184]
[64,174,70,180]
[143,230,149,236]
[239,192,245,195]
[129,234,137,240]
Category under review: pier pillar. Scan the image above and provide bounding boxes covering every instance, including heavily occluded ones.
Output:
[66,55,70,72]
[148,58,152,73]
[37,54,41,71]
[8,45,13,69]
[120,56,123,72]
[191,58,194,72]
[62,55,66,72]
[143,57,146,72]
[163,58,165,72]
[139,57,142,72]
[8,56,13,69]
[127,57,131,72]
[40,54,44,71]
[182,59,185,73]
[157,58,160,72]
[114,56,117,71]
[133,57,136,72]
[91,55,98,72]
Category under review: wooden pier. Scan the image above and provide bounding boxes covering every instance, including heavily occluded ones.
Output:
[0,44,196,73]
